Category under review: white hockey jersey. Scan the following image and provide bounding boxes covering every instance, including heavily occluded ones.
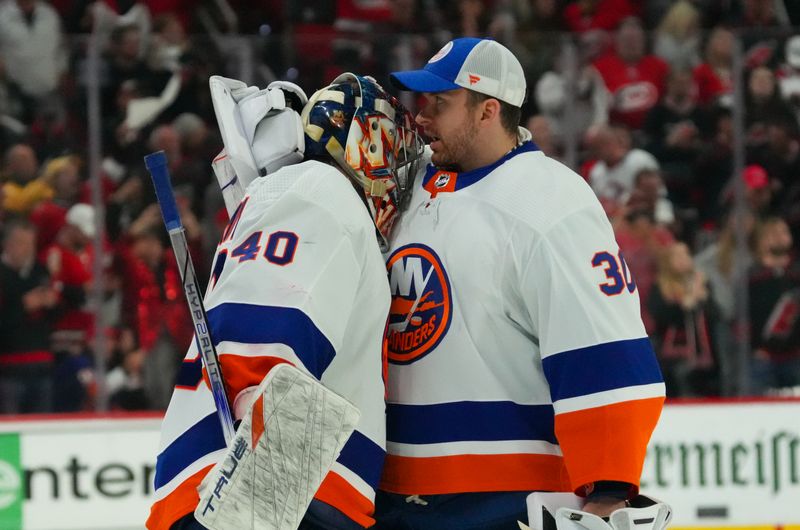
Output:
[382,136,665,496]
[147,160,389,529]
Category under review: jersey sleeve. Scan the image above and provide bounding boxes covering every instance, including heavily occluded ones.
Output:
[519,204,665,496]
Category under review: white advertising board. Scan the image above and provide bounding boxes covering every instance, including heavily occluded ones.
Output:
[643,400,800,527]
[0,416,161,530]
[0,401,798,529]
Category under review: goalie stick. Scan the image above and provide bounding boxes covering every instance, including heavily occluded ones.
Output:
[144,150,236,445]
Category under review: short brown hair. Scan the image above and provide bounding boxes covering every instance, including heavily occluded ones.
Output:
[466,91,521,137]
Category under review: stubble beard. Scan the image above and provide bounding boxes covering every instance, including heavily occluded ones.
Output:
[430,115,480,172]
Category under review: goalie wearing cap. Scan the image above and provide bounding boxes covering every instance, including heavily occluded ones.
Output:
[374,37,669,529]
[146,74,423,530]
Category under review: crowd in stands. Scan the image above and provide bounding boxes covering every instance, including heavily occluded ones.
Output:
[1,0,799,414]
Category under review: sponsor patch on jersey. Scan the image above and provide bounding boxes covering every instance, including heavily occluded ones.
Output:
[385,244,452,364]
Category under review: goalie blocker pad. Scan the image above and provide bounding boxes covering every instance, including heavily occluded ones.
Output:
[521,492,672,530]
[194,363,361,530]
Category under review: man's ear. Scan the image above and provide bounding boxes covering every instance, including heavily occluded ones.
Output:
[479,98,502,126]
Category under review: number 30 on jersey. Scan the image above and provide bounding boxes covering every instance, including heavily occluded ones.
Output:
[592,250,636,296]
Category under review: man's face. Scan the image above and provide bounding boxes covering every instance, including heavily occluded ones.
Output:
[3,226,36,269]
[54,164,80,201]
[636,171,662,202]
[415,89,481,171]
[668,71,693,100]
[132,236,164,270]
[616,22,645,63]
[5,145,38,183]
[117,29,141,62]
[749,67,775,99]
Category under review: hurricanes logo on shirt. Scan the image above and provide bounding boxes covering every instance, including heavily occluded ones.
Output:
[385,244,452,364]
[616,81,658,112]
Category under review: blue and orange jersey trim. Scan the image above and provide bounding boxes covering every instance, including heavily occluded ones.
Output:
[147,464,214,530]
[381,337,664,495]
[421,140,539,195]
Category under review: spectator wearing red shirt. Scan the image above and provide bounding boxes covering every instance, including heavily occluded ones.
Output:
[117,203,197,408]
[593,17,670,130]
[693,26,734,108]
[42,204,97,352]
[563,0,635,34]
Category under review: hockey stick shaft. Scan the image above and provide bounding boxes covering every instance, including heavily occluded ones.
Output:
[144,151,236,445]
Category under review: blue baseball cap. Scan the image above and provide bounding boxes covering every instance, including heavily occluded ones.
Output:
[390,38,526,107]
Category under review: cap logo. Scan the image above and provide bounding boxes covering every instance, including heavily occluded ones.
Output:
[468,74,481,85]
[428,41,453,64]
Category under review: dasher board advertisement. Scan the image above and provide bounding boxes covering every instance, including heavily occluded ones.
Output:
[0,401,799,529]
[0,416,160,530]
[643,399,800,527]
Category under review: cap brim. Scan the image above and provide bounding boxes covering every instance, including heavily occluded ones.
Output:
[389,70,461,93]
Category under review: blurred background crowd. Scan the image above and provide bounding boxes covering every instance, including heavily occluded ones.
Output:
[1,0,799,414]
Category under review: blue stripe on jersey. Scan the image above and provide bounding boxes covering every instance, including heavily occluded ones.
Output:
[387,401,557,444]
[542,337,663,403]
[207,302,335,379]
[336,430,385,489]
[154,413,226,489]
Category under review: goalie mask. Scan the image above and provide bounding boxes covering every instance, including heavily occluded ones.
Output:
[302,73,424,251]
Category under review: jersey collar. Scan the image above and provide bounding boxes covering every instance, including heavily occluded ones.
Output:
[422,140,539,198]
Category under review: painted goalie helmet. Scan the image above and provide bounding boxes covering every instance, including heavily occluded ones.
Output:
[302,73,424,250]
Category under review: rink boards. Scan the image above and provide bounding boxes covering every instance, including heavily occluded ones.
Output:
[0,400,798,529]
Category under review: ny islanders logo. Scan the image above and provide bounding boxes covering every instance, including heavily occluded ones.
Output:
[385,244,452,364]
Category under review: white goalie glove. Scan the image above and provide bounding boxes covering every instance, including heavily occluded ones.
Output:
[521,492,672,530]
[210,76,308,216]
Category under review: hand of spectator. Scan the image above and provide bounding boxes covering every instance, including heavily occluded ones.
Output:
[177,197,201,241]
[124,348,146,378]
[666,122,698,148]
[681,272,707,309]
[115,123,139,146]
[111,177,142,204]
[128,203,162,236]
[22,286,59,312]
[754,348,770,361]
[22,288,42,312]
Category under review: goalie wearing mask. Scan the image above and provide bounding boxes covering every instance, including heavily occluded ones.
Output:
[146,73,423,530]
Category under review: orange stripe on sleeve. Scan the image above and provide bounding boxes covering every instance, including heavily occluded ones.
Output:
[380,453,570,495]
[554,396,664,496]
[251,394,266,447]
[315,471,375,528]
[146,464,214,530]
[210,354,291,405]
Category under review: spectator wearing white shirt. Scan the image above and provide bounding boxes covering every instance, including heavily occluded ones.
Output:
[587,124,660,203]
[0,0,67,101]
